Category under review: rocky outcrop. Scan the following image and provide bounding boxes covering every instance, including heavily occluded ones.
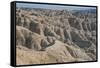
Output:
[16,8,97,65]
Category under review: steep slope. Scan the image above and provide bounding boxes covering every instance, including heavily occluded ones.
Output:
[17,40,92,65]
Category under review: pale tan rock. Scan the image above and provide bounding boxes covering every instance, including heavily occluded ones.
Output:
[16,8,97,65]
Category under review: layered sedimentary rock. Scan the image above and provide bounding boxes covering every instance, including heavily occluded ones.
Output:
[16,8,97,65]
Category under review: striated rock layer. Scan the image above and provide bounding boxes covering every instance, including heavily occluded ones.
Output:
[16,7,97,65]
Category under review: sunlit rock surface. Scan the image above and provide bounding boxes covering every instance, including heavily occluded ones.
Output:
[16,8,97,65]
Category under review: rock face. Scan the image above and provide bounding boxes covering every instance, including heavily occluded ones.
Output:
[16,8,97,65]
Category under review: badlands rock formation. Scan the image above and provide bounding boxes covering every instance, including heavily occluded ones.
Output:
[16,8,97,65]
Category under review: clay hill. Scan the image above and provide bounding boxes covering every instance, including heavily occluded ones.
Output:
[16,7,97,65]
